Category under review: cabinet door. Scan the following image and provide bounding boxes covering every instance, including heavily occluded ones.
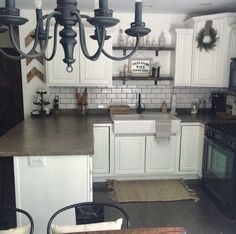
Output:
[229,24,236,59]
[93,126,110,175]
[79,29,112,86]
[174,29,193,86]
[191,19,223,87]
[46,27,80,86]
[115,136,145,175]
[145,136,176,174]
[179,124,204,173]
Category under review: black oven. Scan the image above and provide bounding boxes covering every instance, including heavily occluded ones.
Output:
[229,58,236,92]
[202,124,236,218]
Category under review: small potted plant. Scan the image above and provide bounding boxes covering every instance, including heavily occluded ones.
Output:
[151,62,160,78]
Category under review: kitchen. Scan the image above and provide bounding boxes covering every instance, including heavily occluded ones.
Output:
[1,0,236,234]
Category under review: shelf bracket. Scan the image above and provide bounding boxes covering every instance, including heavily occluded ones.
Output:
[123,49,127,56]
[155,50,159,56]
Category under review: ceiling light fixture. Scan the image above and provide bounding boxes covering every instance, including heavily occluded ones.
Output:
[0,0,151,72]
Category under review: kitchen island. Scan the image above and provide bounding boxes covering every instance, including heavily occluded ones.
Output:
[1,110,234,233]
[0,112,111,234]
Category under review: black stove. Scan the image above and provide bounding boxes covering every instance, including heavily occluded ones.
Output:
[207,123,236,138]
[203,123,236,219]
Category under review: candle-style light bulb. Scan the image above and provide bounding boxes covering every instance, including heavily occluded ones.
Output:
[99,0,108,9]
[6,0,15,8]
[35,0,42,9]
[135,0,142,26]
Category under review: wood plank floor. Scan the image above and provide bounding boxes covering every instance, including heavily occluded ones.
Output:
[93,180,236,234]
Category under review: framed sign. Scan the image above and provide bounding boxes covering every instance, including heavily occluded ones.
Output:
[129,58,152,77]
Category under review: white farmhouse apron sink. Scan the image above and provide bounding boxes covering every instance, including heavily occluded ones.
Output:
[110,113,180,135]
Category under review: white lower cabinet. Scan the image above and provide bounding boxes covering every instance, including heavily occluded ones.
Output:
[145,136,177,174]
[115,136,145,175]
[93,126,110,175]
[179,123,204,175]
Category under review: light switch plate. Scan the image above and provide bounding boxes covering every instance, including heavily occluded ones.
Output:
[28,157,46,167]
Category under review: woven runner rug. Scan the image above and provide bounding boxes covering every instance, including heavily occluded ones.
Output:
[107,179,198,203]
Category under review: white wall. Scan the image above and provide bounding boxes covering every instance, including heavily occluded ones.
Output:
[19,10,47,118]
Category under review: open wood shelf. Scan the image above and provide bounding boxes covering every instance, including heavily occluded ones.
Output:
[113,76,174,85]
[112,45,175,56]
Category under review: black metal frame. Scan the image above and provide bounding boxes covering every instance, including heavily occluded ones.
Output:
[0,0,151,72]
[0,207,34,234]
[47,202,131,234]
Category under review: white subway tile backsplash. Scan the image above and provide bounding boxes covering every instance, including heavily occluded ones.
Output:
[142,88,152,93]
[67,104,77,109]
[65,93,76,99]
[60,98,71,104]
[122,89,132,94]
[60,88,71,93]
[146,94,156,99]
[102,89,112,94]
[113,88,122,93]
[151,89,162,94]
[49,83,223,110]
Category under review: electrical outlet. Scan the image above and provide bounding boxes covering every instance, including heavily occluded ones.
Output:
[101,94,106,102]
[28,157,46,167]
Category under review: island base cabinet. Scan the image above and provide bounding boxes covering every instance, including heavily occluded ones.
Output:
[145,136,177,174]
[14,155,92,234]
[115,136,145,175]
[93,126,110,175]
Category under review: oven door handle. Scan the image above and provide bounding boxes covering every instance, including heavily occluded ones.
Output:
[205,135,234,153]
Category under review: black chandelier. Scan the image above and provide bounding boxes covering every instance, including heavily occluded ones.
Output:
[0,0,151,72]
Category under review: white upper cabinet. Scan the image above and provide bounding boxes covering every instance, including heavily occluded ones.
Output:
[174,29,193,86]
[185,13,236,87]
[79,28,112,86]
[46,27,80,86]
[191,18,224,87]
[46,27,112,86]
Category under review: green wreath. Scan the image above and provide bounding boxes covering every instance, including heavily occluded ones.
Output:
[196,27,219,52]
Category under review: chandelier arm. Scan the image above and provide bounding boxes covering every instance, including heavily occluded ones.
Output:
[42,22,59,61]
[73,10,105,61]
[8,12,59,59]
[101,37,140,61]
[80,15,90,19]
[0,48,24,60]
[0,15,49,60]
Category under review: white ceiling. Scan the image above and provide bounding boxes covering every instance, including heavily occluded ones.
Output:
[1,0,236,15]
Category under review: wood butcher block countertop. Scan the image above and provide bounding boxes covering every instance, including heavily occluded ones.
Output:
[64,227,186,234]
[0,111,112,157]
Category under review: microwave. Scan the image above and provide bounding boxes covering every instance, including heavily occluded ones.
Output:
[229,58,236,92]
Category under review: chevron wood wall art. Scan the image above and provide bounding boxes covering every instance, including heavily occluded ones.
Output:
[27,67,44,83]
[24,30,35,47]
[26,54,44,65]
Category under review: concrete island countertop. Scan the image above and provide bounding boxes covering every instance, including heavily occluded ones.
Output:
[0,109,234,157]
[0,111,111,157]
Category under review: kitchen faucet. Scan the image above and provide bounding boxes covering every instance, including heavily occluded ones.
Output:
[136,93,145,114]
